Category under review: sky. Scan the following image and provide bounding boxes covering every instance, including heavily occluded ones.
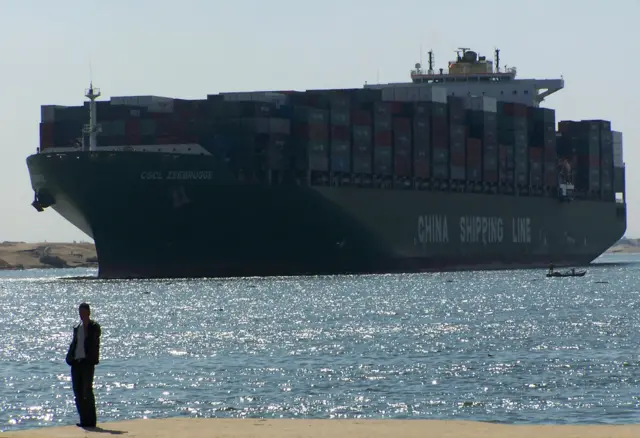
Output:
[0,0,638,242]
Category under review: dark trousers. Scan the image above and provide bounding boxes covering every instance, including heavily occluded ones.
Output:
[71,361,97,426]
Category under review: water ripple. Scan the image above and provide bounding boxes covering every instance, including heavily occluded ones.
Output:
[1,256,640,430]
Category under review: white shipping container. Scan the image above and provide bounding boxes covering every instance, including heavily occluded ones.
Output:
[419,86,447,103]
[393,87,409,101]
[111,96,139,106]
[381,88,395,101]
[612,131,623,145]
[250,92,288,106]
[147,100,174,113]
[221,92,253,102]
[406,87,421,101]
[613,131,623,168]
[465,96,497,113]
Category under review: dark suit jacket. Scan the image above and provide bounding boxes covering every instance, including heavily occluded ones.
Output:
[66,320,102,366]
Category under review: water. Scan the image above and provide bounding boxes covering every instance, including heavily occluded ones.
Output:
[1,254,640,431]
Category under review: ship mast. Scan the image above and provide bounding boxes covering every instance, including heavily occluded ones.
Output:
[83,82,101,152]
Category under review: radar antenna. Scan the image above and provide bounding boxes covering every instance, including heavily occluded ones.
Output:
[83,82,102,152]
[457,47,470,62]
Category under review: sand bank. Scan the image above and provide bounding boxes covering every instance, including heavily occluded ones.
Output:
[3,418,640,438]
[606,244,640,254]
[0,242,96,270]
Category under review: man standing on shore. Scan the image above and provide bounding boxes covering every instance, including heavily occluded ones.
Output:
[66,302,101,428]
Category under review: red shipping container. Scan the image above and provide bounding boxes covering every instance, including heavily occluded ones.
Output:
[502,103,514,117]
[529,147,543,162]
[557,121,579,133]
[466,138,482,164]
[498,144,509,162]
[502,102,528,118]
[39,122,54,140]
[389,102,404,115]
[484,170,498,183]
[431,115,448,133]
[351,110,372,125]
[514,103,527,118]
[414,157,430,178]
[451,149,465,166]
[393,117,411,132]
[124,119,140,139]
[394,156,412,176]
[39,122,54,148]
[432,133,448,150]
[374,130,392,146]
[544,167,558,187]
[331,125,350,141]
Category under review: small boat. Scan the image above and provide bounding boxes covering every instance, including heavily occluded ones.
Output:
[546,270,586,278]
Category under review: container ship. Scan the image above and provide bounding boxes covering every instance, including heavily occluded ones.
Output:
[26,47,627,279]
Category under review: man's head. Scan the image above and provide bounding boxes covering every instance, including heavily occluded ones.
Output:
[78,302,91,323]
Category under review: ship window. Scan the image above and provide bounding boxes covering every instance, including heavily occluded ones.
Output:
[500,91,504,94]
[512,90,517,94]
[524,90,529,94]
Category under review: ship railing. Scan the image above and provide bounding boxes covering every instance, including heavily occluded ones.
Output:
[410,67,516,77]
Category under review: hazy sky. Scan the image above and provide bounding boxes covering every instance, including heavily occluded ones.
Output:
[0,0,638,242]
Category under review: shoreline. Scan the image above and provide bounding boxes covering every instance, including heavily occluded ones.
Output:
[3,418,640,437]
[0,242,96,271]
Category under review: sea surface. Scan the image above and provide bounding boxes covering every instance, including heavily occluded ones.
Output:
[1,253,640,431]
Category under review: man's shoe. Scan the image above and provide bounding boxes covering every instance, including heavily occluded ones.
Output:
[76,423,96,428]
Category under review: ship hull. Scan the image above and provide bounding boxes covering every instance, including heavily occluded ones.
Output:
[27,151,626,279]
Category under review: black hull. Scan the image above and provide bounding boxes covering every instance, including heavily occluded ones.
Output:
[27,152,627,279]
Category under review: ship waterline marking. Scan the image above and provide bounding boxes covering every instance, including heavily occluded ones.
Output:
[416,215,531,245]
[140,171,213,180]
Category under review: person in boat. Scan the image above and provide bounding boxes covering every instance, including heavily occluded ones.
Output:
[548,264,554,275]
[571,268,575,275]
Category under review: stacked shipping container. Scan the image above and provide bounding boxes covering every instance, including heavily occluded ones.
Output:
[431,101,449,180]
[411,102,431,179]
[498,102,528,188]
[466,96,498,183]
[372,102,393,176]
[328,97,351,173]
[527,107,557,188]
[448,96,466,181]
[393,116,412,177]
[292,106,329,172]
[36,89,619,203]
[351,108,373,174]
[557,120,608,195]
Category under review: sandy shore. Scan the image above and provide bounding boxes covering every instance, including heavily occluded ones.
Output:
[3,418,640,437]
[0,242,97,270]
[605,244,640,254]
